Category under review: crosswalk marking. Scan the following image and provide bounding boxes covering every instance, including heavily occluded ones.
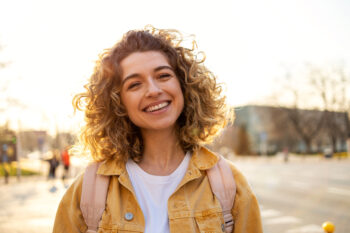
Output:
[331,174,349,181]
[261,207,324,232]
[265,216,301,225]
[286,224,323,233]
[290,181,309,190]
[261,209,281,218]
[328,187,350,196]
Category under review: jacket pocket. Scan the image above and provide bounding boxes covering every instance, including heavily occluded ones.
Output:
[194,212,225,233]
[98,227,142,233]
[98,224,143,233]
[117,231,142,233]
[98,227,117,233]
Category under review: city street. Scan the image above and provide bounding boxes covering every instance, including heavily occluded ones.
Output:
[233,155,350,233]
[0,156,349,233]
[0,176,70,233]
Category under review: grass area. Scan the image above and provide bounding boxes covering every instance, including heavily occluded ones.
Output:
[0,163,40,176]
[292,153,323,157]
[292,152,348,157]
[334,152,349,158]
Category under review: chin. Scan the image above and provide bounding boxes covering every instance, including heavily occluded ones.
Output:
[141,121,178,132]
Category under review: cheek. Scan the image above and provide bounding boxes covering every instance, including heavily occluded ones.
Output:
[175,86,185,112]
[120,93,134,114]
[122,100,137,123]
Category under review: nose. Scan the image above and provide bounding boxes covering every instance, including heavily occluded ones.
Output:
[145,78,162,97]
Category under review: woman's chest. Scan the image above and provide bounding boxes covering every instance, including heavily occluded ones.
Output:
[97,176,226,233]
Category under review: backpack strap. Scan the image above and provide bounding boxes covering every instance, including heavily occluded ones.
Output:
[207,155,236,233]
[80,162,110,233]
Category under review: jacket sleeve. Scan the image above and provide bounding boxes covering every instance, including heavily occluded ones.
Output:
[229,163,263,233]
[53,174,88,233]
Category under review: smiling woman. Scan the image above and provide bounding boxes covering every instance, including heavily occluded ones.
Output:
[120,51,184,134]
[72,26,230,163]
[53,26,262,233]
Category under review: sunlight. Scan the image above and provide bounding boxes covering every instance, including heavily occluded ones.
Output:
[0,0,349,133]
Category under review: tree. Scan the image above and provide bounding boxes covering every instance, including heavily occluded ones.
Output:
[269,71,324,153]
[270,64,350,153]
[284,107,324,153]
[308,64,350,152]
[232,124,251,155]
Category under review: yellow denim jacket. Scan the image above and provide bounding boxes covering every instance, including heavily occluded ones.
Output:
[53,147,263,233]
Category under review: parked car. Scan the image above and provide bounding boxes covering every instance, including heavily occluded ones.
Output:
[323,147,333,158]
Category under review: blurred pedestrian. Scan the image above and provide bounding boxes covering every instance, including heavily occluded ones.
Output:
[1,149,10,184]
[46,149,61,192]
[45,150,59,180]
[283,147,289,163]
[61,146,70,185]
[53,26,262,233]
[347,134,350,158]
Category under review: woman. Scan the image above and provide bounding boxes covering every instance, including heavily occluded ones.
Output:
[53,26,262,233]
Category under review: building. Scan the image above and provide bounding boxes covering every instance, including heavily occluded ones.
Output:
[212,105,349,155]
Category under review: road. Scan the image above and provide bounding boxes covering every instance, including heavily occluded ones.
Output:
[0,156,349,233]
[233,156,350,233]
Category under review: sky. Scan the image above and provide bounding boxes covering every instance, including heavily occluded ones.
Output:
[1,0,350,134]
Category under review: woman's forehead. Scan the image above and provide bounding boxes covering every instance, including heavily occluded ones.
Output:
[120,51,171,78]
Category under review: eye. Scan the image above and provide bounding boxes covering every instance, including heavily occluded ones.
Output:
[158,73,172,80]
[127,82,141,90]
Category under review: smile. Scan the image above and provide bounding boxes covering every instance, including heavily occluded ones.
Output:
[144,101,170,112]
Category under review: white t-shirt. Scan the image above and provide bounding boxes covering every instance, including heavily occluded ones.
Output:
[126,152,191,233]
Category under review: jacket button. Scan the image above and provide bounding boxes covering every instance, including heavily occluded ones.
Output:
[221,223,225,232]
[124,212,134,221]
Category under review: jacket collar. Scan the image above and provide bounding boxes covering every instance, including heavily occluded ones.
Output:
[96,158,125,176]
[192,147,219,170]
[96,146,219,176]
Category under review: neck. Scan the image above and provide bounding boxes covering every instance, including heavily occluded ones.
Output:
[139,128,185,176]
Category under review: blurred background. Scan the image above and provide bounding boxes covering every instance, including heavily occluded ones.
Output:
[0,0,349,232]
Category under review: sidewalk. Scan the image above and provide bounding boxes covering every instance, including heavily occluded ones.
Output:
[0,157,87,233]
[0,176,75,233]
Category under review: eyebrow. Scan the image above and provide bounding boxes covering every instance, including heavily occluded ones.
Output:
[121,65,174,86]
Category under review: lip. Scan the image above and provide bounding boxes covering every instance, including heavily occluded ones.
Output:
[142,100,171,112]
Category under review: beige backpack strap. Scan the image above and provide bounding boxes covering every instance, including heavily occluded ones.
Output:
[80,162,110,233]
[207,155,236,233]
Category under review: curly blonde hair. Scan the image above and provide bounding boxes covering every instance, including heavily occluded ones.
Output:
[73,26,232,162]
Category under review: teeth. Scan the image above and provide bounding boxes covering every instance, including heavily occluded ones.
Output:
[146,102,169,112]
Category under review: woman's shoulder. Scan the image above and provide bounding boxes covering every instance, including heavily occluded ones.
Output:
[53,173,87,233]
[222,158,263,232]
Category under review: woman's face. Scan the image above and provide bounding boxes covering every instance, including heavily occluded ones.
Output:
[120,51,184,133]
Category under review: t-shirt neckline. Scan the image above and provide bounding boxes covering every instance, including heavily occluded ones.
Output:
[127,151,191,184]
